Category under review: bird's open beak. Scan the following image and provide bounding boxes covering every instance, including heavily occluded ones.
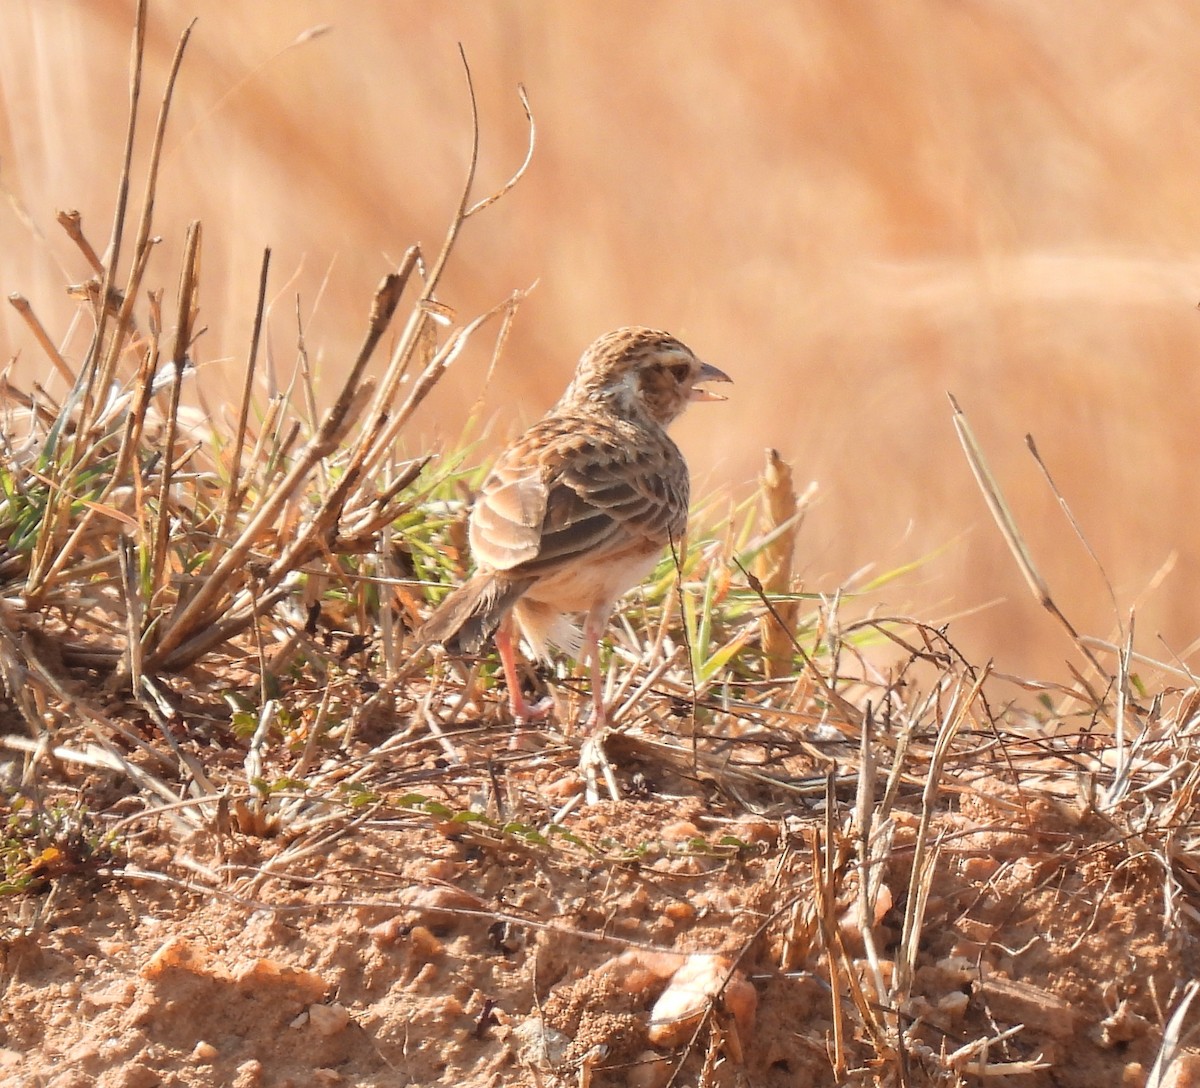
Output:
[690,360,733,402]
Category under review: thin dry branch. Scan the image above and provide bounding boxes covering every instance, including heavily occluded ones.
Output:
[949,393,1106,676]
[143,268,410,670]
[465,83,536,218]
[23,14,195,601]
[87,16,196,429]
[363,51,535,428]
[85,0,148,413]
[56,209,106,276]
[6,295,75,386]
[144,228,197,611]
[218,248,272,539]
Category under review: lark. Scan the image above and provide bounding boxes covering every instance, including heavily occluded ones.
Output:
[421,326,731,728]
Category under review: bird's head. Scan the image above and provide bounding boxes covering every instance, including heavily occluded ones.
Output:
[562,326,731,427]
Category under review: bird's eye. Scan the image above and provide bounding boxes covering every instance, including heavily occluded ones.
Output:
[668,362,691,382]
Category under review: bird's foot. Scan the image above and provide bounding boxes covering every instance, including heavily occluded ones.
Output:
[510,694,554,724]
[507,695,554,752]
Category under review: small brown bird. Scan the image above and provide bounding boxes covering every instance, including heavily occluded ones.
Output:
[421,326,731,727]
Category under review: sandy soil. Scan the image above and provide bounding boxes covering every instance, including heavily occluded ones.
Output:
[3,691,1197,1088]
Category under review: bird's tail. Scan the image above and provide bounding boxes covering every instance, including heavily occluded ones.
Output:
[418,572,533,654]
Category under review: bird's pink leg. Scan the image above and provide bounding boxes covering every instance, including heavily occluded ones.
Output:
[494,617,547,722]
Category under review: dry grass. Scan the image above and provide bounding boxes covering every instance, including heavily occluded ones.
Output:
[2,8,1200,1087]
[10,2,1200,684]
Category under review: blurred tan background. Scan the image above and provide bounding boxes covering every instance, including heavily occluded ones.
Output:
[4,2,1200,684]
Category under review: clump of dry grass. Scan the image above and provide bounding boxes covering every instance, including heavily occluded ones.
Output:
[0,6,528,741]
[2,6,1200,1086]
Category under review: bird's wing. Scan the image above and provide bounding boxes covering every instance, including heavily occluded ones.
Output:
[469,465,548,567]
[468,415,689,577]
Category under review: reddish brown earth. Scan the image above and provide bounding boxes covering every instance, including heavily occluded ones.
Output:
[3,699,1196,1088]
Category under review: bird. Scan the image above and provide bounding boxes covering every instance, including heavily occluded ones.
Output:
[420,326,731,730]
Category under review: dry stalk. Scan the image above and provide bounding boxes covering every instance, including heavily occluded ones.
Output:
[78,0,146,435]
[949,393,1106,677]
[6,296,74,386]
[56,209,106,275]
[24,11,194,600]
[86,17,195,431]
[361,53,534,435]
[117,536,144,696]
[894,665,988,1002]
[148,220,201,604]
[218,248,272,540]
[362,289,529,481]
[853,704,894,1033]
[808,817,847,1080]
[756,447,802,678]
[142,271,408,670]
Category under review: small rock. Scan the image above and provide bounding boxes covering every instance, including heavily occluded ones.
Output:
[661,820,702,843]
[1099,1000,1150,1046]
[65,1041,100,1066]
[307,1002,351,1037]
[960,855,1001,881]
[626,1049,672,1088]
[937,991,970,1020]
[973,973,1079,1041]
[936,955,977,984]
[1160,1050,1200,1088]
[604,949,684,999]
[407,885,481,925]
[412,961,439,986]
[837,884,893,945]
[723,972,757,1040]
[661,901,695,924]
[648,954,756,1047]
[438,993,467,1018]
[81,979,137,1013]
[370,916,410,944]
[731,816,777,845]
[191,1041,219,1062]
[141,936,221,980]
[233,1058,264,1088]
[115,1063,160,1088]
[409,925,444,960]
[234,959,328,1002]
[512,1018,572,1070]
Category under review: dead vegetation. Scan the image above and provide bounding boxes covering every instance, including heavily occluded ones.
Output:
[2,6,1200,1087]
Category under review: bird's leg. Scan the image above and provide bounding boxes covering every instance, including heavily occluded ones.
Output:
[494,616,549,722]
[581,612,608,730]
[578,605,620,802]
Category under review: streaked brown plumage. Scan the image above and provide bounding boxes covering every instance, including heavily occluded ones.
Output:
[421,326,731,725]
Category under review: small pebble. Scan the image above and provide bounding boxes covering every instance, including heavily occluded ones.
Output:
[191,1041,219,1062]
[307,1003,351,1037]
